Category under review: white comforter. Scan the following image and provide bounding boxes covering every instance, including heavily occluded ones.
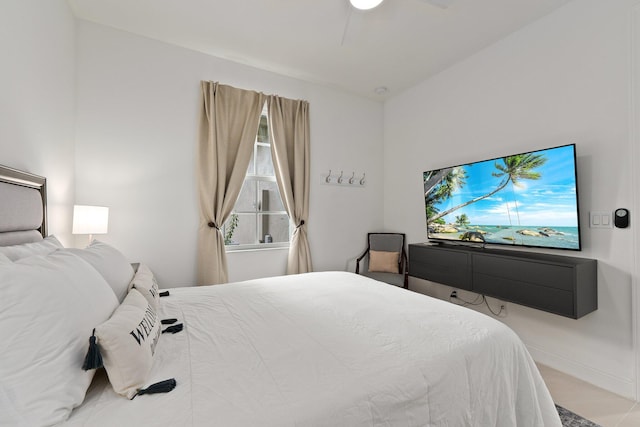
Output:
[63,272,561,426]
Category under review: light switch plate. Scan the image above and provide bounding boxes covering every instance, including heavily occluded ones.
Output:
[590,211,612,228]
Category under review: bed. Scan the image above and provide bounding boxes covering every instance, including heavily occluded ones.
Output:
[0,165,562,426]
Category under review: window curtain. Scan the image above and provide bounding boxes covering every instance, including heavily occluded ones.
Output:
[267,95,313,274]
[197,81,266,285]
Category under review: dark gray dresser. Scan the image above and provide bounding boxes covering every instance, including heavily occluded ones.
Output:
[408,243,597,319]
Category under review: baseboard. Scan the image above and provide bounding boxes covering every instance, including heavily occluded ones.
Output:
[527,343,636,401]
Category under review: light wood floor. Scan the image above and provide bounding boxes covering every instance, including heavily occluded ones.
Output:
[537,364,640,426]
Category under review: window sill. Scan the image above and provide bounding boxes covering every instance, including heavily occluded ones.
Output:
[225,244,290,253]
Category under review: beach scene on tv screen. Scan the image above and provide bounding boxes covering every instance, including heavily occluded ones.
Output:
[424,145,580,250]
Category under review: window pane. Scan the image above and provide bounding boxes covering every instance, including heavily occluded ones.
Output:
[258,181,284,212]
[235,180,257,212]
[224,213,256,245]
[257,115,269,143]
[259,214,290,243]
[226,111,291,248]
[256,145,274,176]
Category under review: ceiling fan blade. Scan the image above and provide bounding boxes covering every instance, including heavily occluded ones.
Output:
[417,0,454,9]
[341,0,451,46]
[340,6,353,46]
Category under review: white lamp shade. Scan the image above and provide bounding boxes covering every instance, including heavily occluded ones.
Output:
[72,205,109,235]
[350,0,384,10]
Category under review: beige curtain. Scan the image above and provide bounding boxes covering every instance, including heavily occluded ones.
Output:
[197,81,265,285]
[267,95,312,274]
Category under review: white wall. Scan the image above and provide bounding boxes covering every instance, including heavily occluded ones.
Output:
[75,21,384,286]
[633,3,640,402]
[0,0,76,245]
[384,0,638,398]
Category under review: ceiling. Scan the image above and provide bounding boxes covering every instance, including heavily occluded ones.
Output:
[67,0,572,100]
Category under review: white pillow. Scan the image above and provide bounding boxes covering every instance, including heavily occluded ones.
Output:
[0,251,119,426]
[95,288,161,399]
[65,240,135,302]
[0,253,11,264]
[0,235,63,261]
[128,263,160,311]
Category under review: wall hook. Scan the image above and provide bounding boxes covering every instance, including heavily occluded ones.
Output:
[325,170,332,183]
[337,171,344,184]
[360,173,366,185]
[349,172,355,184]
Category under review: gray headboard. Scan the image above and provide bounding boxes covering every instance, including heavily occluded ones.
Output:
[0,165,47,246]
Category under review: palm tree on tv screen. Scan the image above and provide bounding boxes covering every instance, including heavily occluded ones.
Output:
[428,153,547,224]
[454,213,470,227]
[424,167,467,220]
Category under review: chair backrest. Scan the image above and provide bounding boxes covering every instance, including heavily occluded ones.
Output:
[368,233,405,253]
[356,232,408,287]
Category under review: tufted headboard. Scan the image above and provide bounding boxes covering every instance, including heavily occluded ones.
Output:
[0,164,47,246]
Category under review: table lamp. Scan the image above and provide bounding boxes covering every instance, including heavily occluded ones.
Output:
[72,205,109,244]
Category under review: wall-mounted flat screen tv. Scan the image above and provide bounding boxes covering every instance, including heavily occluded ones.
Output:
[424,143,581,251]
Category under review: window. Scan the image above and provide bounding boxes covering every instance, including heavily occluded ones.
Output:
[223,111,291,249]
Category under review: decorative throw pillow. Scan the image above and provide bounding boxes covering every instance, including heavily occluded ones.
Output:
[368,250,400,273]
[0,251,119,426]
[0,235,63,261]
[65,240,135,302]
[128,263,160,311]
[95,288,161,399]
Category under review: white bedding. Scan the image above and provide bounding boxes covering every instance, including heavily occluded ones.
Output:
[63,271,561,426]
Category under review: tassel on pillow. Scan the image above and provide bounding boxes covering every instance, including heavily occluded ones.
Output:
[162,323,183,334]
[132,378,177,400]
[82,328,103,371]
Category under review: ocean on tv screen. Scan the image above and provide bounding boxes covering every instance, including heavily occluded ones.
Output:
[427,224,580,249]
